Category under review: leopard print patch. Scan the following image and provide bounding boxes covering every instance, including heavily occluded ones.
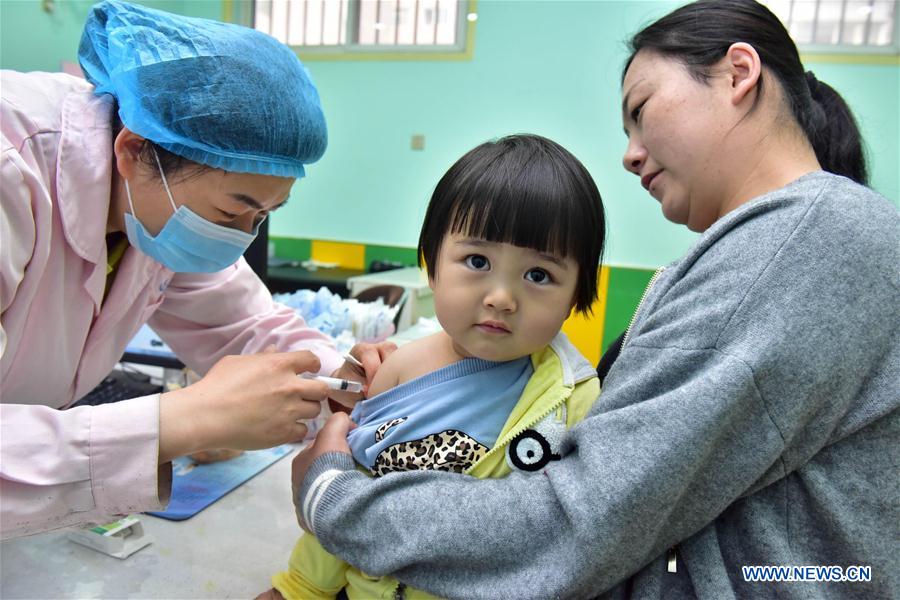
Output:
[375,417,408,442]
[372,429,488,476]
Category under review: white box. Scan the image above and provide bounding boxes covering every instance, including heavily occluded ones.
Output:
[346,267,435,332]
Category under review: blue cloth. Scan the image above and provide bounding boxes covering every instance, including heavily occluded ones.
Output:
[349,357,533,473]
[78,0,326,178]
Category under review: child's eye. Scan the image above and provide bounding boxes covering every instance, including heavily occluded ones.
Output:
[465,254,490,270]
[525,268,552,284]
[219,209,239,220]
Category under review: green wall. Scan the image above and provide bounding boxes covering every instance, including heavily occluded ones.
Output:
[3,0,897,269]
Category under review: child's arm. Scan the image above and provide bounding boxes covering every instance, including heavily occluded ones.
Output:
[365,347,402,398]
[366,331,455,398]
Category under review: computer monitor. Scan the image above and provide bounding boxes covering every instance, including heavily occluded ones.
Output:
[244,217,269,285]
[77,325,178,406]
[122,324,183,370]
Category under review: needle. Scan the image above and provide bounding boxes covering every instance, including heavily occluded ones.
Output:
[343,352,363,368]
[343,352,366,378]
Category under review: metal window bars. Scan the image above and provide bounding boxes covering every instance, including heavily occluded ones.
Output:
[254,0,463,48]
[764,0,898,50]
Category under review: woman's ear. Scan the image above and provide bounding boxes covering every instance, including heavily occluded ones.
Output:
[113,127,147,181]
[725,42,762,106]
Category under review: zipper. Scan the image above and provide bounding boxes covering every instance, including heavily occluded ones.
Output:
[622,267,665,348]
[667,546,678,573]
[465,388,569,473]
[393,582,406,600]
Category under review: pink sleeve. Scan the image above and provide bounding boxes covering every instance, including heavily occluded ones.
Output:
[148,259,343,377]
[0,397,169,539]
[1,143,36,358]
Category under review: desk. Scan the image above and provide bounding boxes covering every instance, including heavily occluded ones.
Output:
[346,267,435,331]
[0,445,304,599]
[267,264,366,297]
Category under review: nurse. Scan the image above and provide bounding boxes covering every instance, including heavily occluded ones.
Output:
[0,1,390,538]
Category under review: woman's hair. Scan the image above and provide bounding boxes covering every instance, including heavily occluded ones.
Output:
[138,143,212,183]
[112,107,213,183]
[624,0,868,185]
[418,134,606,314]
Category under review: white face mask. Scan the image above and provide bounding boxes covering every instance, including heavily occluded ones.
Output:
[123,149,261,272]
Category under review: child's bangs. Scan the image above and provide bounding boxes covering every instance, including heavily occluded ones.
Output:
[446,158,583,261]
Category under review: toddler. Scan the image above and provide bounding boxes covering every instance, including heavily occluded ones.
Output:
[269,134,606,600]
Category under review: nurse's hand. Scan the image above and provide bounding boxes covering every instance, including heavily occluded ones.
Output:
[158,351,328,464]
[291,412,355,533]
[327,341,397,408]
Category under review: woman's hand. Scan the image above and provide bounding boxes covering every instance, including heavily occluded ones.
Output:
[158,350,329,464]
[327,341,397,408]
[291,412,355,532]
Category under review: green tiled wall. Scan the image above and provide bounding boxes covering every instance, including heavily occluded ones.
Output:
[601,267,657,353]
[271,237,312,262]
[272,237,418,270]
[364,245,419,269]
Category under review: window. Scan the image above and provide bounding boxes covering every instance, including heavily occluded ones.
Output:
[253,0,474,55]
[764,0,899,53]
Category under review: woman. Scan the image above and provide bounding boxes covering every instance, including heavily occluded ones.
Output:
[0,1,390,539]
[289,1,898,598]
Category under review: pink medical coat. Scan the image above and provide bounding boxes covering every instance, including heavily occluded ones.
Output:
[0,71,342,538]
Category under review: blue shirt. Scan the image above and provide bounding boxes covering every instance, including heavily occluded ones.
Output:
[348,356,533,474]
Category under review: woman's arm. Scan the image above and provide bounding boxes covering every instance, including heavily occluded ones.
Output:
[2,148,164,540]
[298,346,783,598]
[158,350,328,462]
[147,262,344,377]
[1,350,329,540]
[0,398,169,539]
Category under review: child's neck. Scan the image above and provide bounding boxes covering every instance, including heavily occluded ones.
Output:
[441,330,476,363]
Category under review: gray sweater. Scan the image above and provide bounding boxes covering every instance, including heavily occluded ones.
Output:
[299,172,899,599]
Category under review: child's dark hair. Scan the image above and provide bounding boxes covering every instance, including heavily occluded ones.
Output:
[418,134,606,314]
[623,0,867,185]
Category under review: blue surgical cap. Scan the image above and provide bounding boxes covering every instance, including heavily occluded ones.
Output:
[78,0,326,178]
